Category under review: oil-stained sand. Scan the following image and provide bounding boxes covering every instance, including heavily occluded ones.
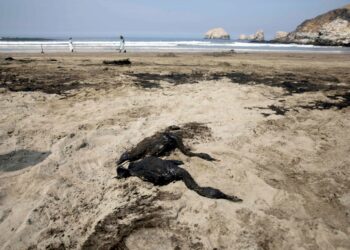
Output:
[0,52,349,249]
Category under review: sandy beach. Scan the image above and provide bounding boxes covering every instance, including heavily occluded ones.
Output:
[0,52,349,249]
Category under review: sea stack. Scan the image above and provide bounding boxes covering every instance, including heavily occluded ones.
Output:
[274,31,289,40]
[274,4,350,46]
[254,30,265,41]
[239,30,265,42]
[204,28,230,40]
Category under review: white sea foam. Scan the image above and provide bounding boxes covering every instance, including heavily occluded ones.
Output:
[0,39,349,53]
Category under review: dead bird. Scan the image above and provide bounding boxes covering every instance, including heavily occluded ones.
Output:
[116,125,217,165]
[116,157,242,202]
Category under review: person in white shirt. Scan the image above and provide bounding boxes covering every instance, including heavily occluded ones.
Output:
[69,37,74,53]
[119,35,126,53]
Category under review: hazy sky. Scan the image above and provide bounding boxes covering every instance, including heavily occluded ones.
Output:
[0,0,349,38]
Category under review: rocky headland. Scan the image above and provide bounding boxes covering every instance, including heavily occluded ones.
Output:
[274,4,350,46]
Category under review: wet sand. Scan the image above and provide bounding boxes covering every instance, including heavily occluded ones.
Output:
[0,52,350,249]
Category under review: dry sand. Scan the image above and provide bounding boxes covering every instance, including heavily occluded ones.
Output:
[0,52,349,250]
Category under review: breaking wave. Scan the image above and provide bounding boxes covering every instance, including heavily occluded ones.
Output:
[1,39,349,53]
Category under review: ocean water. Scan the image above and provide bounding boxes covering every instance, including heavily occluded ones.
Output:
[1,37,350,53]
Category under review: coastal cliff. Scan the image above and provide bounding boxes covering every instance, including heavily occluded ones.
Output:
[275,4,350,46]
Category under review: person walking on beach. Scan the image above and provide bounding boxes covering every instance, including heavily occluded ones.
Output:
[119,35,126,53]
[69,37,74,53]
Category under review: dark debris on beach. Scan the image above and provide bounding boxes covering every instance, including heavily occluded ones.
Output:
[127,72,205,89]
[1,56,349,116]
[299,92,350,111]
[127,70,348,96]
[103,58,131,66]
[0,71,121,96]
[248,91,350,117]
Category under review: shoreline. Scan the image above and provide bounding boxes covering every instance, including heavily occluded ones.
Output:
[1,50,350,58]
[2,49,349,54]
[1,39,350,54]
[2,50,350,58]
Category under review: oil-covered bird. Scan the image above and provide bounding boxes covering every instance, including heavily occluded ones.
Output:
[117,125,216,165]
[116,157,242,202]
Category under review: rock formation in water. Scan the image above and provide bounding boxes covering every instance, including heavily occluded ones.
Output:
[254,30,265,41]
[239,30,265,42]
[204,28,230,40]
[274,4,350,46]
[274,31,289,40]
[238,34,251,40]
